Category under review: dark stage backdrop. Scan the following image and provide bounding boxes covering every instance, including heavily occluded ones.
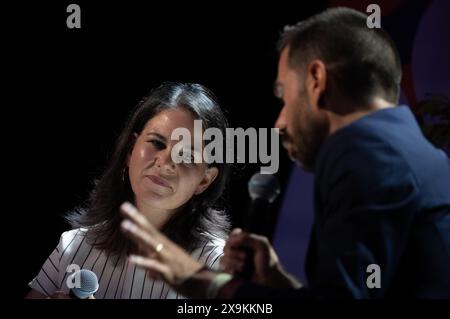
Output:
[10,0,449,297]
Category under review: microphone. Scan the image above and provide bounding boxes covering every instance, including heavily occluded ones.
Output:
[243,172,281,235]
[68,269,99,299]
[239,173,280,279]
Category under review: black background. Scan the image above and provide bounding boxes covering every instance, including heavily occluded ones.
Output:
[9,1,328,298]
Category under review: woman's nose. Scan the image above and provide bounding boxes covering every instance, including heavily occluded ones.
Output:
[154,148,176,173]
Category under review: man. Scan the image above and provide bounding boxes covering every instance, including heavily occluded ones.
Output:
[121,7,450,298]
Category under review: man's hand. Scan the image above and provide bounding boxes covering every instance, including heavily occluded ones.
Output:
[120,202,206,288]
[221,228,302,289]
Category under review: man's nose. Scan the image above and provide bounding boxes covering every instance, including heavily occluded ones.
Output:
[274,106,287,131]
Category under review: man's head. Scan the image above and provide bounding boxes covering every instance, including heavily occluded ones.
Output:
[274,7,402,170]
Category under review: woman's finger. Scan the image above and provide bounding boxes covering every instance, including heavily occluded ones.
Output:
[121,220,160,254]
[120,202,158,236]
[129,255,171,281]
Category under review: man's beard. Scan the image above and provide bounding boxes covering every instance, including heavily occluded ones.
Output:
[290,102,329,171]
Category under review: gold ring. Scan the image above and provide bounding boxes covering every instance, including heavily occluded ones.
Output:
[155,243,164,253]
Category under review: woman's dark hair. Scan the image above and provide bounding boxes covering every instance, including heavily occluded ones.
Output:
[66,82,231,255]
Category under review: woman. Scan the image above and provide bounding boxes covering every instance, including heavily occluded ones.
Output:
[26,82,231,299]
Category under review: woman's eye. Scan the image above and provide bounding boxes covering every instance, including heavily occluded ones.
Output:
[148,140,166,150]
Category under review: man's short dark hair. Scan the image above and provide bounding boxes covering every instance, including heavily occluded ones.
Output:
[279,7,402,108]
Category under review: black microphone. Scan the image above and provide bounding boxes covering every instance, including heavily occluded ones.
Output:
[243,172,281,235]
[68,269,99,299]
[239,173,280,279]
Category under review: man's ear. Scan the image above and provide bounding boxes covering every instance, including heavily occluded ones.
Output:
[306,60,327,110]
[127,133,139,166]
[194,166,219,195]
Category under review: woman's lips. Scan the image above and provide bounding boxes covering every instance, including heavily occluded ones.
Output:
[147,175,172,189]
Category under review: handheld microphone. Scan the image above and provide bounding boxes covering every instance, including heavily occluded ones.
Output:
[243,172,281,235]
[68,269,99,299]
[239,173,280,279]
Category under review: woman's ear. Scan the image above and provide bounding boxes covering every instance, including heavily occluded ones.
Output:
[194,166,219,195]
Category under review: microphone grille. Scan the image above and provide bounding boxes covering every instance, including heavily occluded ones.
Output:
[248,173,280,203]
[70,269,99,299]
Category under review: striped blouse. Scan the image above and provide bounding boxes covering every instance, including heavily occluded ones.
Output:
[29,228,225,299]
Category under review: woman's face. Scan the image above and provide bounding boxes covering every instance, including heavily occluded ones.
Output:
[127,108,218,211]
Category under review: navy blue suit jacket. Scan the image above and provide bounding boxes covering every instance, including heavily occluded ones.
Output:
[235,106,450,298]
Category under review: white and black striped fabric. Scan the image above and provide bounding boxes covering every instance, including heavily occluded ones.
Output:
[29,228,225,299]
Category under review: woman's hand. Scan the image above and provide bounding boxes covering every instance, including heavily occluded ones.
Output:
[120,202,205,287]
